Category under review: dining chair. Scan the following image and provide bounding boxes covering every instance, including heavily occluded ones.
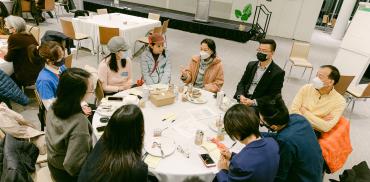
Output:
[21,0,38,25]
[334,75,355,95]
[42,0,58,20]
[34,89,47,131]
[283,41,313,81]
[148,13,160,21]
[97,8,108,15]
[60,18,94,60]
[26,25,40,45]
[133,26,162,55]
[98,26,119,63]
[64,53,73,68]
[161,19,169,45]
[95,80,105,105]
[346,83,370,113]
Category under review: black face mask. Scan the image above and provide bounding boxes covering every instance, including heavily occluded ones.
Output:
[256,52,268,62]
[53,58,65,67]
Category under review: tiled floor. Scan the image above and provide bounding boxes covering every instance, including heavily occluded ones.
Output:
[13,13,370,181]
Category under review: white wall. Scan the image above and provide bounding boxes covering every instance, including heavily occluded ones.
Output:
[333,3,370,87]
[119,0,323,42]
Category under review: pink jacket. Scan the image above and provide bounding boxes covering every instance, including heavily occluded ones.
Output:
[182,55,224,93]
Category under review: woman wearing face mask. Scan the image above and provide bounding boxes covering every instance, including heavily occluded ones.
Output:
[98,36,132,95]
[180,38,224,93]
[140,33,171,85]
[36,41,67,110]
[2,16,42,87]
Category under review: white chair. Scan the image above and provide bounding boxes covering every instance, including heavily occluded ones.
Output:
[148,13,160,21]
[346,83,370,113]
[283,41,313,81]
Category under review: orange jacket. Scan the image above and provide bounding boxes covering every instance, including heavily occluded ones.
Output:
[319,116,352,173]
[182,55,224,93]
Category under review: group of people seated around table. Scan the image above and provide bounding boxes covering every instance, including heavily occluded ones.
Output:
[0,15,348,182]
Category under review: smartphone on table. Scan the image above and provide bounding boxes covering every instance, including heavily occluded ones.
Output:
[96,125,106,133]
[199,153,216,168]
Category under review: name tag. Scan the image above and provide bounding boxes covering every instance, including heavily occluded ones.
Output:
[121,72,128,77]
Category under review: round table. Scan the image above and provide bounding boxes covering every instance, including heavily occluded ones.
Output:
[92,86,243,182]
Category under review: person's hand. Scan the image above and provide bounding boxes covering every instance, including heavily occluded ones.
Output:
[240,97,254,106]
[322,114,334,121]
[82,105,92,116]
[220,148,231,160]
[218,156,229,170]
[299,106,309,114]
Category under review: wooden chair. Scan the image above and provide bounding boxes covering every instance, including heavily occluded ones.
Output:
[148,13,160,21]
[21,0,38,25]
[346,83,370,113]
[95,80,104,105]
[334,75,355,95]
[283,41,313,81]
[97,8,108,15]
[34,89,46,131]
[42,0,57,20]
[97,26,119,62]
[60,18,94,60]
[26,25,40,45]
[328,18,337,28]
[322,15,329,26]
[133,26,162,54]
[161,19,169,46]
[64,54,73,68]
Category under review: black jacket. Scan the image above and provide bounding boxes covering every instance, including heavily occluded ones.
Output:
[0,134,39,182]
[234,60,285,104]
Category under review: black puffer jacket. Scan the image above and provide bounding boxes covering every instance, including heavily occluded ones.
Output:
[0,134,39,182]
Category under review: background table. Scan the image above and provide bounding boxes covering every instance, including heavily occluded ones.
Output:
[92,87,243,182]
[0,39,12,75]
[72,13,161,53]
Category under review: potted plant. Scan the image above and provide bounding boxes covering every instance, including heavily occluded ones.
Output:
[235,4,252,31]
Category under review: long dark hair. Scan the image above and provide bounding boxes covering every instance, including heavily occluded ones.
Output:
[94,104,145,181]
[105,53,126,72]
[201,38,216,58]
[52,68,91,119]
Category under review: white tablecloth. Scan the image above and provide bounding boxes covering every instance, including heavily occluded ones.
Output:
[72,13,161,52]
[92,87,243,182]
[0,58,13,75]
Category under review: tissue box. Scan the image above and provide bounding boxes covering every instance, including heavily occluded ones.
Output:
[150,91,175,107]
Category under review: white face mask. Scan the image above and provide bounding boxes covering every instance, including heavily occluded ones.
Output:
[200,51,210,60]
[312,77,324,89]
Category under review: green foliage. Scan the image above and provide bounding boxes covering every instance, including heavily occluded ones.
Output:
[235,4,252,23]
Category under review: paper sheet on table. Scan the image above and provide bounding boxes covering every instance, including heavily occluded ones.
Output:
[173,119,207,138]
[201,142,221,163]
[144,155,162,169]
[188,107,217,121]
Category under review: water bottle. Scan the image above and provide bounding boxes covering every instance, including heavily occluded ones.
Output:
[216,90,225,106]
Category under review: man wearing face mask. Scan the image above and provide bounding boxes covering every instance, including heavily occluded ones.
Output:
[36,41,67,110]
[180,38,224,93]
[290,65,345,133]
[234,39,285,107]
[259,94,323,182]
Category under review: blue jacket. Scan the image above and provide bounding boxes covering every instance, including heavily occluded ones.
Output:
[0,69,29,105]
[216,137,280,182]
[140,47,171,85]
[263,114,324,182]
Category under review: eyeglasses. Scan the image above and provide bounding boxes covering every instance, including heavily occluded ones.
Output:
[256,48,271,53]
